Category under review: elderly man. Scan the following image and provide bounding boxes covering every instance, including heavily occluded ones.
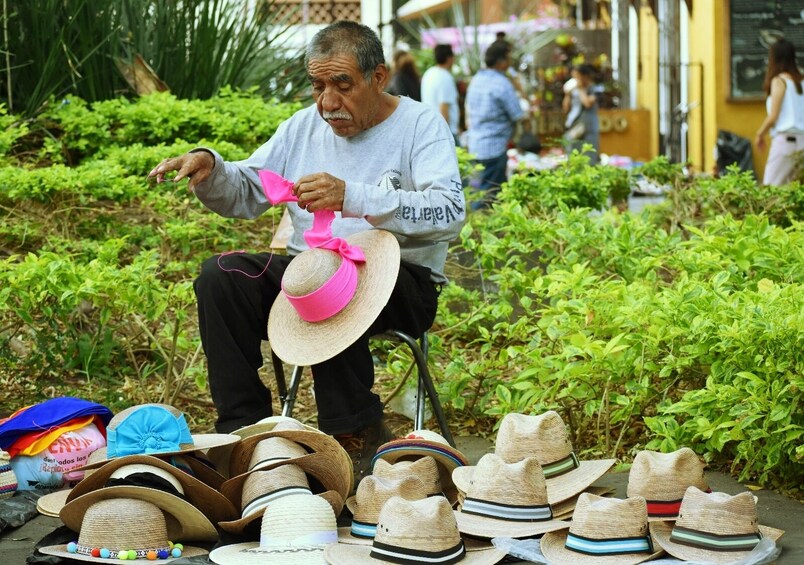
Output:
[148,21,465,486]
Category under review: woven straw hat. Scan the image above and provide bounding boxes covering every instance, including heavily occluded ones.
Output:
[219,463,344,535]
[455,411,615,505]
[453,454,568,539]
[268,229,400,366]
[39,498,207,562]
[372,430,468,505]
[627,447,709,521]
[80,404,239,470]
[650,486,785,564]
[224,435,352,502]
[371,456,442,497]
[541,493,664,564]
[59,462,219,541]
[326,495,506,564]
[339,474,430,545]
[0,449,17,500]
[210,493,338,565]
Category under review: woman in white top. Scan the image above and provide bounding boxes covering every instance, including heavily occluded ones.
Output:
[754,39,804,186]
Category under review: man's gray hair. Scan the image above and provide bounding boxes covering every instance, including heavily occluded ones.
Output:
[306,21,385,83]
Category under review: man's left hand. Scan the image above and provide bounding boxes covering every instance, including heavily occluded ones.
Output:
[294,173,346,212]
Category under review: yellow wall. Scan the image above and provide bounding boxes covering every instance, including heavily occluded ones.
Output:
[636,8,659,160]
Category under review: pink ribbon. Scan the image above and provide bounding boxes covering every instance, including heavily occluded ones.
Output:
[259,169,366,322]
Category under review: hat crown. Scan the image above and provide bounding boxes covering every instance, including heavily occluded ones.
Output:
[495,411,573,464]
[353,475,429,522]
[108,463,184,494]
[570,493,649,540]
[241,465,310,510]
[248,437,308,471]
[283,249,342,297]
[77,499,169,549]
[373,456,442,495]
[468,454,549,505]
[676,487,759,536]
[627,448,707,500]
[259,493,336,547]
[375,496,462,553]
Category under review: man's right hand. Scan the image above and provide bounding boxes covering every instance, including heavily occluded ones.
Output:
[147,151,215,190]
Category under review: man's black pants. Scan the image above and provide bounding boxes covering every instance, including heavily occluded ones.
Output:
[194,252,439,435]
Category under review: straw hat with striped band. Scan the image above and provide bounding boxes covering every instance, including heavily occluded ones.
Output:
[0,449,16,500]
[210,493,338,565]
[455,411,615,505]
[541,493,664,564]
[79,403,239,470]
[650,486,785,564]
[372,456,442,498]
[372,430,468,505]
[453,454,568,539]
[59,462,219,542]
[627,447,709,521]
[219,463,344,535]
[339,474,430,544]
[224,435,352,502]
[40,498,207,563]
[268,229,401,367]
[326,495,507,565]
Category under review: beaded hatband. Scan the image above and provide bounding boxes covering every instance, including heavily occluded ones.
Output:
[67,540,183,560]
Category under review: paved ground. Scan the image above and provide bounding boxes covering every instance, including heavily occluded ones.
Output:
[1,434,800,564]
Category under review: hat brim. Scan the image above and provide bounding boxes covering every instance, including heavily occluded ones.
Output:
[39,544,207,563]
[37,489,71,517]
[541,529,665,565]
[454,509,569,539]
[268,230,401,366]
[60,487,218,542]
[63,455,237,523]
[210,542,330,565]
[219,490,343,535]
[649,521,785,564]
[78,433,240,471]
[453,459,615,506]
[324,541,507,564]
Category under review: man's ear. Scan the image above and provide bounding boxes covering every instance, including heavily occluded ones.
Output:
[373,63,389,91]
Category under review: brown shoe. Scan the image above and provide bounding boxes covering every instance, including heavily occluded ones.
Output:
[335,420,395,494]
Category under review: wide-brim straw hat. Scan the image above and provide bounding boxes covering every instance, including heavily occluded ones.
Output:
[59,461,220,542]
[78,403,239,470]
[268,229,400,366]
[540,493,664,565]
[326,496,507,565]
[40,498,208,563]
[372,430,468,504]
[210,493,338,565]
[453,454,568,539]
[649,487,785,564]
[627,447,709,521]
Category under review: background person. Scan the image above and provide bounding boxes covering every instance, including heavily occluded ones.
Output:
[464,41,525,210]
[386,49,421,102]
[421,44,461,144]
[755,38,804,186]
[147,21,465,487]
[562,63,600,165]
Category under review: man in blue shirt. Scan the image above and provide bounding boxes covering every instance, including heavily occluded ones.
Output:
[465,41,525,209]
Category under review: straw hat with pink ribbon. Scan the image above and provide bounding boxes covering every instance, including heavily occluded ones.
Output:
[259,169,400,367]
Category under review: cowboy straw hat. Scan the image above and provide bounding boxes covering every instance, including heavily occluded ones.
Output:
[454,454,568,539]
[210,493,338,565]
[268,229,400,367]
[78,403,239,470]
[339,474,430,544]
[224,435,352,502]
[454,411,615,505]
[627,447,709,521]
[541,493,665,564]
[59,462,219,542]
[218,463,344,535]
[372,429,468,505]
[650,486,785,564]
[40,498,207,563]
[370,456,442,498]
[326,495,507,565]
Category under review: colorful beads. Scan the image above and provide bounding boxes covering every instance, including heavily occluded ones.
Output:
[146,550,157,560]
[99,548,111,558]
[66,542,78,554]
[157,549,170,559]
[91,547,101,557]
[171,547,182,558]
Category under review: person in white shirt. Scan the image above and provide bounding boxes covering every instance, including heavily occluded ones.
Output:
[755,38,804,186]
[421,44,460,144]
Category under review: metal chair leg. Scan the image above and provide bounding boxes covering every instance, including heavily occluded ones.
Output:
[271,351,303,417]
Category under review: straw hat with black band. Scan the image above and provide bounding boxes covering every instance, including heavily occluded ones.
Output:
[268,229,400,367]
[40,498,207,563]
[541,493,665,564]
[650,486,785,564]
